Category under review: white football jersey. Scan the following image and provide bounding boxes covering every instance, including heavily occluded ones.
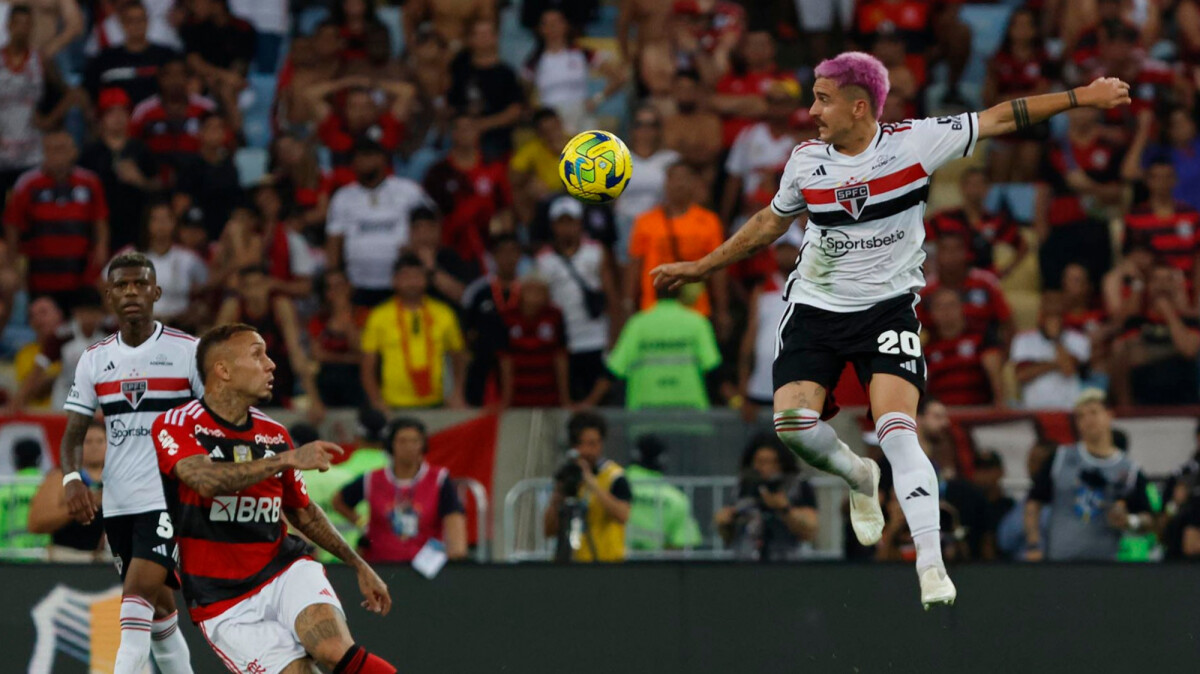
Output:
[771,113,979,312]
[64,322,203,516]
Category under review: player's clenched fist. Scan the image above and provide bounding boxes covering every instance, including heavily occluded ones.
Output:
[289,440,345,471]
[1080,77,1132,110]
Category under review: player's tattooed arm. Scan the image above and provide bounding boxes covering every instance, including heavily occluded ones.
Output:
[652,206,795,290]
[59,412,91,474]
[284,502,363,565]
[173,454,293,498]
[977,77,1131,140]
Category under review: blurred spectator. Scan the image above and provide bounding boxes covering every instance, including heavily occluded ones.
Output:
[617,0,674,100]
[397,29,452,180]
[715,433,818,562]
[522,0,595,33]
[669,0,743,82]
[8,296,61,410]
[1163,433,1200,559]
[982,6,1050,182]
[853,0,968,107]
[661,71,723,186]
[4,131,109,310]
[1062,262,1106,336]
[536,196,617,407]
[423,114,511,266]
[1089,22,1176,137]
[88,0,183,56]
[522,9,626,134]
[1036,107,1123,289]
[543,411,631,562]
[916,396,962,480]
[1102,239,1154,330]
[448,19,523,161]
[79,88,160,252]
[625,434,702,552]
[325,140,434,308]
[627,162,728,332]
[738,239,798,422]
[330,0,385,63]
[0,0,81,60]
[1111,263,1200,406]
[404,0,494,52]
[925,168,1026,278]
[1068,0,1146,72]
[1147,107,1200,214]
[712,31,793,150]
[28,419,106,562]
[462,234,522,406]
[607,285,721,410]
[308,268,364,409]
[12,287,108,411]
[83,1,179,106]
[1012,292,1090,411]
[871,31,918,118]
[308,77,410,189]
[719,79,799,228]
[174,113,241,241]
[996,441,1054,559]
[920,234,1013,342]
[129,56,218,180]
[1124,160,1200,286]
[181,0,256,100]
[615,105,679,260]
[216,266,323,419]
[228,0,287,72]
[244,180,317,298]
[274,21,343,133]
[923,287,1005,408]
[0,438,47,551]
[401,207,475,307]
[509,107,568,226]
[334,417,468,563]
[498,274,569,408]
[340,23,406,97]
[793,0,853,66]
[109,199,208,327]
[1025,390,1153,561]
[269,133,331,237]
[360,253,468,410]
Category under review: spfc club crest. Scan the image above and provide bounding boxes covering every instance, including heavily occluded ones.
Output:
[121,380,147,408]
[835,183,870,219]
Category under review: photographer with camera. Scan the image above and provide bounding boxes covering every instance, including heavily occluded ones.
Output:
[1163,424,1200,559]
[543,412,632,562]
[716,433,819,562]
[1024,389,1154,561]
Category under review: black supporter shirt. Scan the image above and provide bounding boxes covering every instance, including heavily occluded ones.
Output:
[79,138,159,252]
[180,18,257,71]
[83,44,180,105]
[175,153,243,239]
[448,57,523,159]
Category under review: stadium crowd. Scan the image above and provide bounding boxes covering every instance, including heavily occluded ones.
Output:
[1,0,1200,563]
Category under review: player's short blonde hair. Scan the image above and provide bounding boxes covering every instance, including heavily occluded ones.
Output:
[1074,388,1108,410]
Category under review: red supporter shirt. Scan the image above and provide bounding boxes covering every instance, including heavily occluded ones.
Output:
[422,155,511,265]
[989,50,1051,96]
[153,400,312,623]
[130,94,216,170]
[4,167,108,295]
[925,330,1001,406]
[714,69,797,147]
[925,207,1020,273]
[500,306,566,407]
[855,1,932,85]
[318,112,403,189]
[920,270,1012,335]
[1042,136,1124,227]
[1124,203,1200,279]
[1094,59,1177,129]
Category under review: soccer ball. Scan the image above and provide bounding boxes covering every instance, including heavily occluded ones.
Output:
[559,130,633,203]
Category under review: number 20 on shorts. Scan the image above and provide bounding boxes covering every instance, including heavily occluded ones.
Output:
[877,330,921,357]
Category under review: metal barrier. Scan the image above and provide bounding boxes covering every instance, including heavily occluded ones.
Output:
[454,478,490,564]
[502,475,848,562]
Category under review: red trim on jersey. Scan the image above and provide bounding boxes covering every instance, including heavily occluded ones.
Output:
[801,163,928,205]
[95,377,191,396]
[199,621,241,672]
[85,334,118,352]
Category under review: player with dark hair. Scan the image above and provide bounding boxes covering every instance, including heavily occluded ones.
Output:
[153,323,396,673]
[653,51,1131,608]
[60,250,199,673]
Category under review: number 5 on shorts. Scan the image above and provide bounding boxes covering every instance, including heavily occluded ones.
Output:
[156,512,174,539]
[878,330,921,357]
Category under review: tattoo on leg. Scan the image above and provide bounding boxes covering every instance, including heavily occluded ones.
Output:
[298,618,341,651]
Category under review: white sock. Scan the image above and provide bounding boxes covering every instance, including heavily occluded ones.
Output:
[113,595,154,674]
[774,409,871,492]
[876,412,944,572]
[151,610,194,674]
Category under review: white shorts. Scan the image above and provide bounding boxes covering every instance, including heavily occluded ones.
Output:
[198,559,344,674]
[794,0,854,31]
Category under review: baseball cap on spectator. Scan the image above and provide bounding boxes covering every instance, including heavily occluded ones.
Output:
[548,195,583,221]
[97,87,131,114]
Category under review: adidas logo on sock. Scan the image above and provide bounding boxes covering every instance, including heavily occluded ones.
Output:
[905,487,931,500]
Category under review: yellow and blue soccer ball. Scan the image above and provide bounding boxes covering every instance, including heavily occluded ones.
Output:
[559,130,632,203]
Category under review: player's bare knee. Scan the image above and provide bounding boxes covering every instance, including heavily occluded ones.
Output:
[295,603,354,668]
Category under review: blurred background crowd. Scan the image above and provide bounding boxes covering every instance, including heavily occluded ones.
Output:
[1,0,1200,565]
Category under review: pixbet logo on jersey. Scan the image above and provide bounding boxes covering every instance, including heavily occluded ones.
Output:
[835,183,870,219]
[210,496,281,523]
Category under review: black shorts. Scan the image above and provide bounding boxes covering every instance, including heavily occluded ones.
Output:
[773,293,927,417]
[105,510,180,587]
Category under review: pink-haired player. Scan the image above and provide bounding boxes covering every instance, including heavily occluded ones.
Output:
[652,52,1130,609]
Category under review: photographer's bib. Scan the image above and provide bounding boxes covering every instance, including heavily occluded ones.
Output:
[363,463,448,563]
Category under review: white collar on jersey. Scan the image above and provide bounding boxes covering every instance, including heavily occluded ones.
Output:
[827,123,884,161]
[115,321,163,349]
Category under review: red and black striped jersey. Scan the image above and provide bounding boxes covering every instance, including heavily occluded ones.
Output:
[153,400,310,623]
[130,94,215,167]
[925,330,1001,406]
[925,207,1019,273]
[499,306,566,407]
[1124,203,1200,278]
[920,269,1012,336]
[3,167,108,295]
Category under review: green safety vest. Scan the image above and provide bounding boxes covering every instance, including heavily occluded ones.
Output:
[1,468,50,555]
[1118,482,1162,562]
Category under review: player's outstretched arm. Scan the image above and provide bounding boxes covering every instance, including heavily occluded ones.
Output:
[650,206,795,290]
[284,502,392,616]
[173,440,344,498]
[977,77,1131,140]
[60,411,100,524]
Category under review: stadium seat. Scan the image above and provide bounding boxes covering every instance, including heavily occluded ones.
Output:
[242,74,278,149]
[377,6,405,57]
[235,147,269,188]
